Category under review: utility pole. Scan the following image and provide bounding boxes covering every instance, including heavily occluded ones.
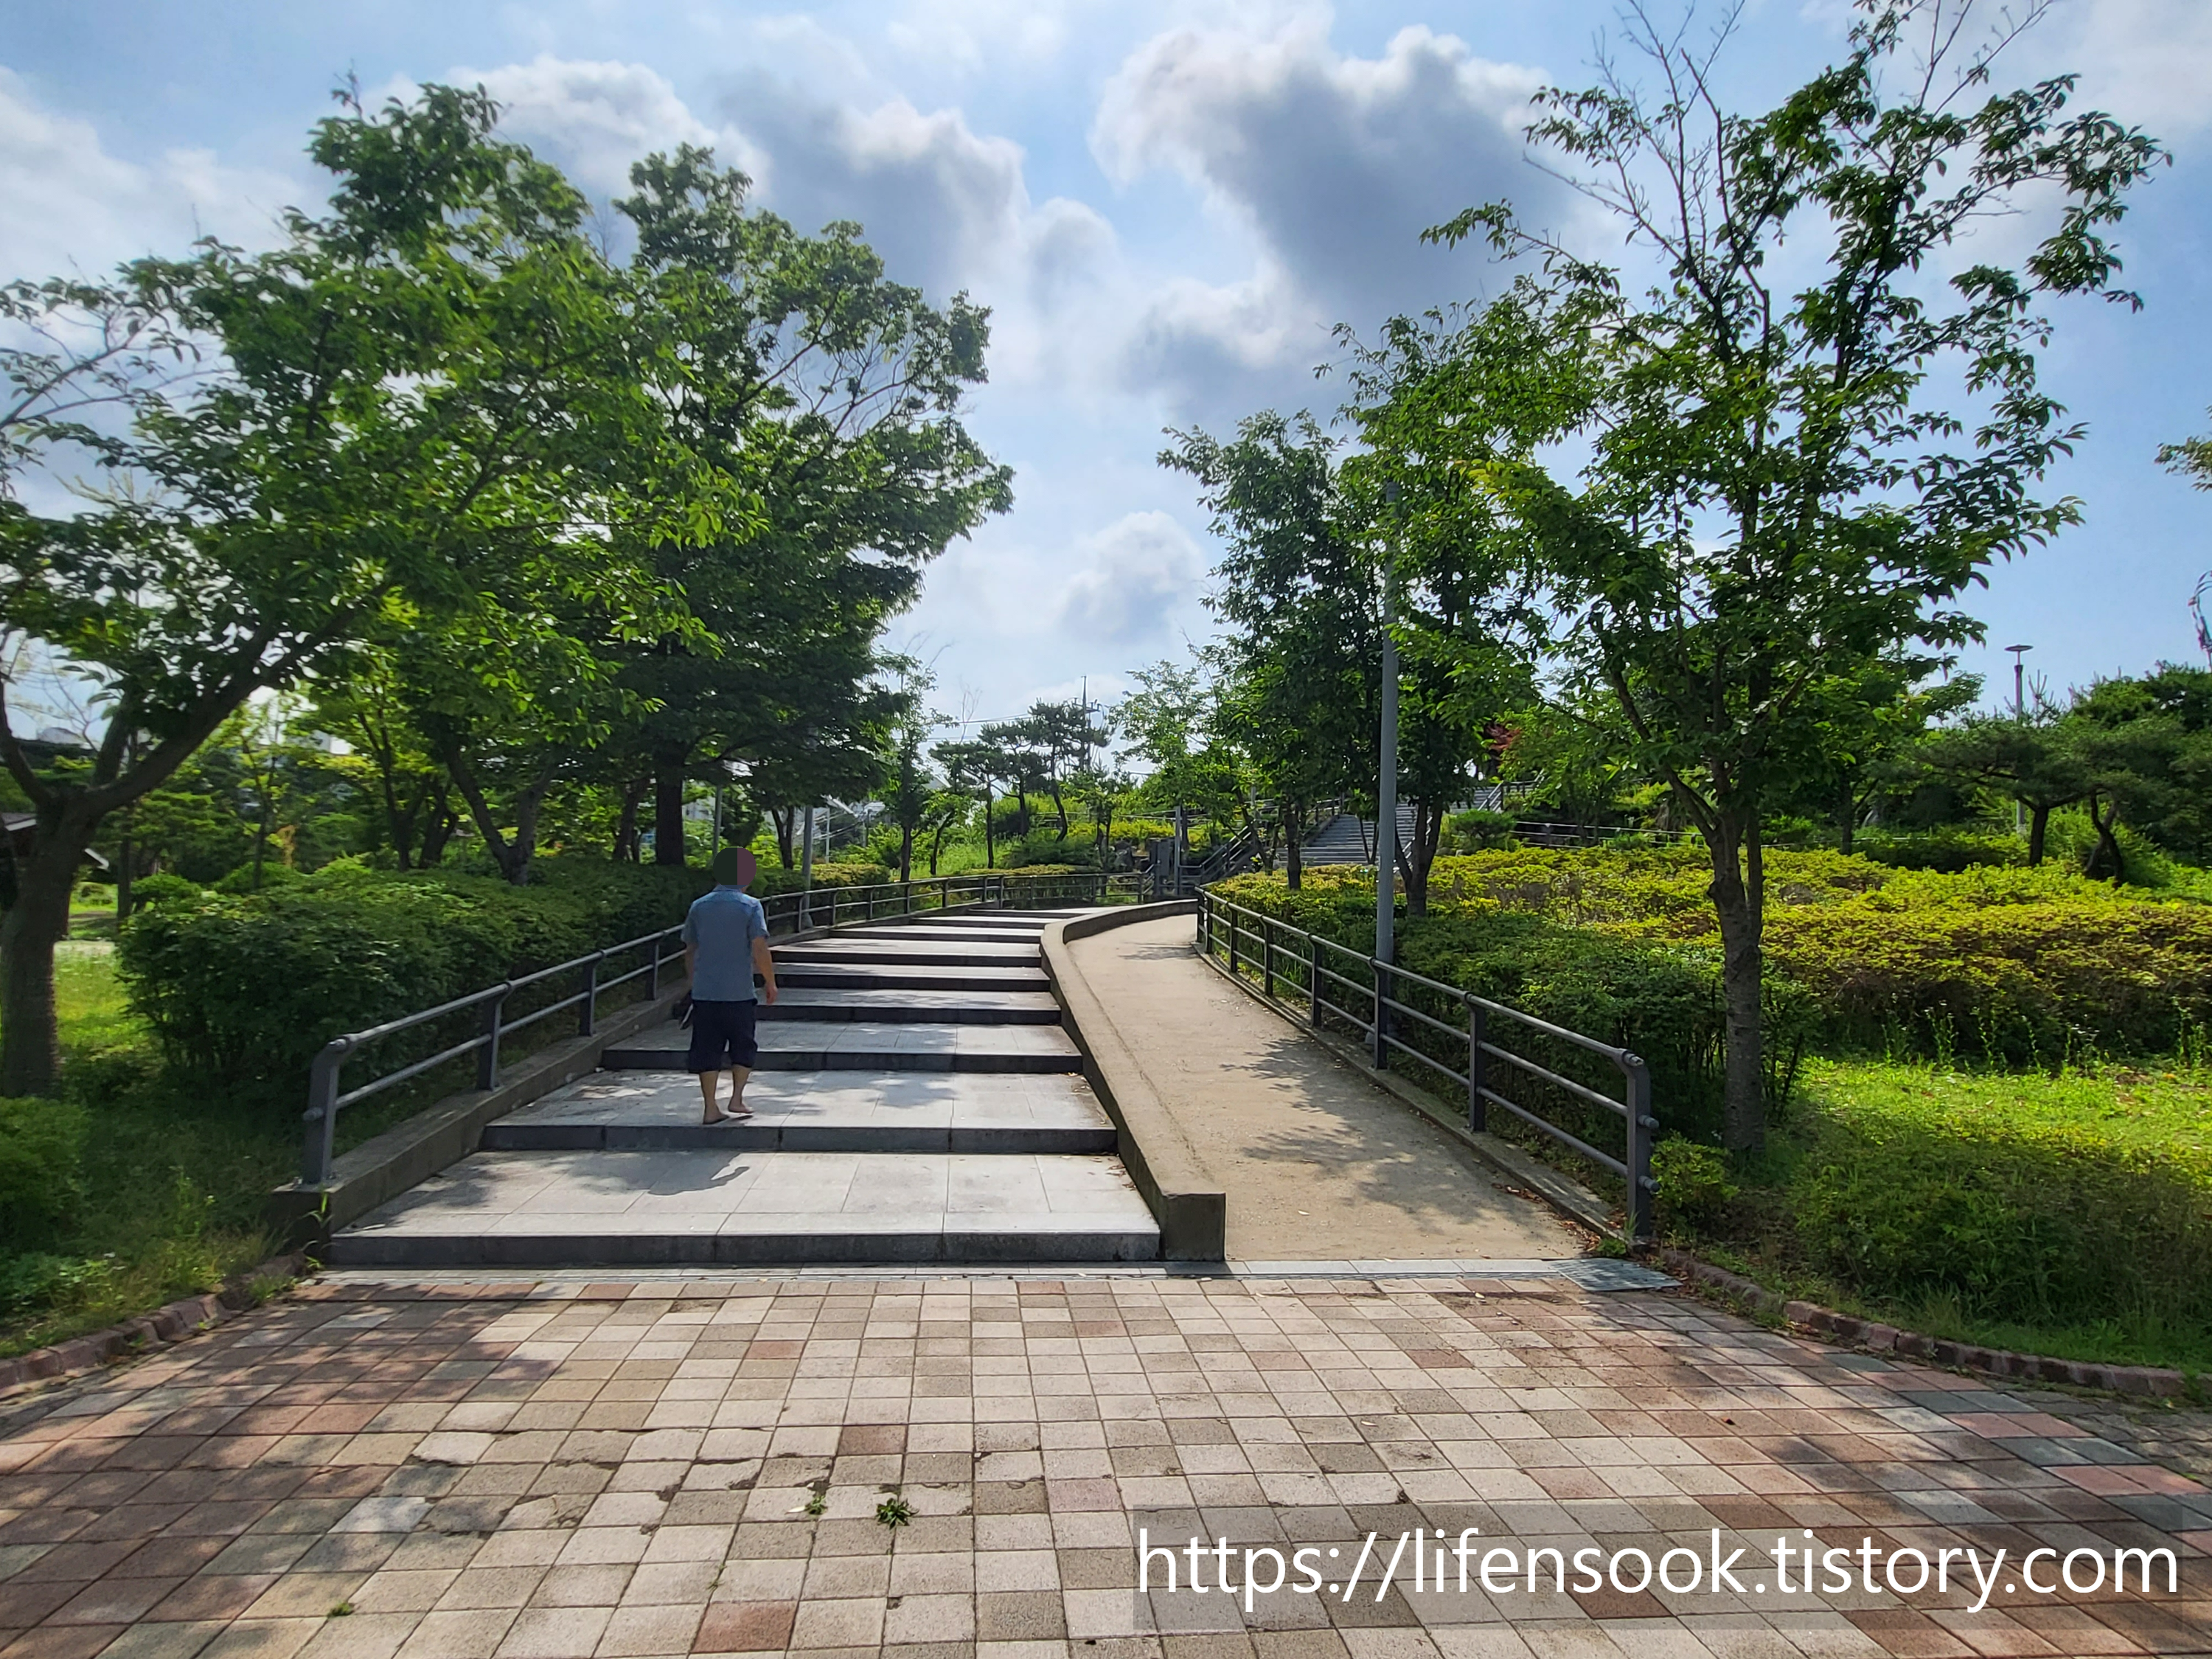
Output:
[1374,481,1402,1068]
[2006,644,2032,835]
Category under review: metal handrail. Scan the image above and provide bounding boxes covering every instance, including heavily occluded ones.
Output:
[299,865,1150,1184]
[1196,887,1655,1242]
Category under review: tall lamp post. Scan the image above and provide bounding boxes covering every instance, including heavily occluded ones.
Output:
[2005,644,2032,835]
[1373,480,1402,1068]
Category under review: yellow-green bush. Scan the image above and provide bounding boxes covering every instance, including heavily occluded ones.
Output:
[1245,846,2212,1065]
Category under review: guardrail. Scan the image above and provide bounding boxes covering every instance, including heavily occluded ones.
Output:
[1195,888,1655,1242]
[299,867,1150,1184]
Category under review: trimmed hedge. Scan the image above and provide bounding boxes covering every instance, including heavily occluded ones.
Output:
[1231,847,2212,1066]
[119,859,712,1084]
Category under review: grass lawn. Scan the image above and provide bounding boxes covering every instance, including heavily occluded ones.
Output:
[1699,1057,2212,1375]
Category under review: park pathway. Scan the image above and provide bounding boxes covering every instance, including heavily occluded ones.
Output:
[325,911,1161,1268]
[1,1273,2208,1658]
[1065,917,1579,1267]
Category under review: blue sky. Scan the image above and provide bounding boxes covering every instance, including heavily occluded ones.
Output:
[5,0,2209,728]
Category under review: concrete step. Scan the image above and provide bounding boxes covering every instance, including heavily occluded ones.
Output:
[773,942,1040,967]
[481,1071,1116,1154]
[325,1149,1160,1266]
[774,964,1051,993]
[837,925,1045,943]
[602,1019,1083,1074]
[762,988,1062,1025]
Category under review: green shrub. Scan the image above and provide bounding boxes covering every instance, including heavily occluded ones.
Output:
[1002,835,1099,869]
[129,873,206,909]
[0,1098,89,1252]
[1851,827,2024,872]
[119,858,710,1085]
[1649,1140,1736,1239]
[1232,846,2212,1066]
[1442,808,1518,853]
[1788,1063,2212,1331]
[212,862,305,894]
[753,861,891,897]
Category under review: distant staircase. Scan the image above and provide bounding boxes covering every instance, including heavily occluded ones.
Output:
[1298,807,1415,867]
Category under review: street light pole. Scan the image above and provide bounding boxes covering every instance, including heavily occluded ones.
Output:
[1374,481,1402,1068]
[2005,644,2032,835]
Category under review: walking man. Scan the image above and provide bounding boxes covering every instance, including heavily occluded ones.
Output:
[682,846,777,1124]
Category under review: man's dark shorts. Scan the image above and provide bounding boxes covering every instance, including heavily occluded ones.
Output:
[686,999,759,1073]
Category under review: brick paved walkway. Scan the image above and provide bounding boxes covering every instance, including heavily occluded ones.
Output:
[1,1275,2207,1659]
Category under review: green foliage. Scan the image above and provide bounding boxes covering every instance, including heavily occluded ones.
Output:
[1649,1141,1736,1240]
[1850,828,2025,873]
[1787,1062,2212,1334]
[125,873,203,908]
[0,1096,88,1251]
[1401,1,2163,1147]
[1441,808,1517,852]
[751,862,891,897]
[117,858,709,1083]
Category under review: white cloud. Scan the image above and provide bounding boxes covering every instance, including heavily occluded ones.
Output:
[434,56,751,197]
[1055,510,1204,645]
[0,68,296,278]
[2037,0,2212,138]
[1093,19,1551,331]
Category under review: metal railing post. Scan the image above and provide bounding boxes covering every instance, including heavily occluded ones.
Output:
[1226,909,1239,977]
[302,1040,347,1185]
[1466,999,1488,1133]
[1307,934,1323,1028]
[1624,1053,1655,1245]
[1372,959,1391,1071]
[478,988,509,1091]
[1260,919,1274,997]
[647,933,661,998]
[578,953,601,1037]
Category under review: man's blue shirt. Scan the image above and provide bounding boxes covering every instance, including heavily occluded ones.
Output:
[681,885,768,1002]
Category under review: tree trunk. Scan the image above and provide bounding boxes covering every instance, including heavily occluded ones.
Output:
[769,807,796,869]
[503,763,558,886]
[1399,801,1442,919]
[420,793,456,866]
[611,776,644,861]
[445,753,527,885]
[983,791,995,869]
[0,812,92,1096]
[2026,801,2051,868]
[1285,798,1303,892]
[653,756,687,866]
[1837,784,1856,854]
[1706,811,1767,1152]
[1051,782,1067,839]
[2084,791,2125,883]
[898,824,914,883]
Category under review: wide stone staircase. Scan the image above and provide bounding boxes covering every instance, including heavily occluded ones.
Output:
[325,909,1161,1267]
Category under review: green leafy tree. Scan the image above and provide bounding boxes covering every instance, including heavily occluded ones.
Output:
[610,146,1012,865]
[2065,666,2212,876]
[1163,414,1377,889]
[0,85,723,1094]
[1417,0,2162,1147]
[1112,660,1247,839]
[874,661,947,881]
[1920,697,2090,866]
